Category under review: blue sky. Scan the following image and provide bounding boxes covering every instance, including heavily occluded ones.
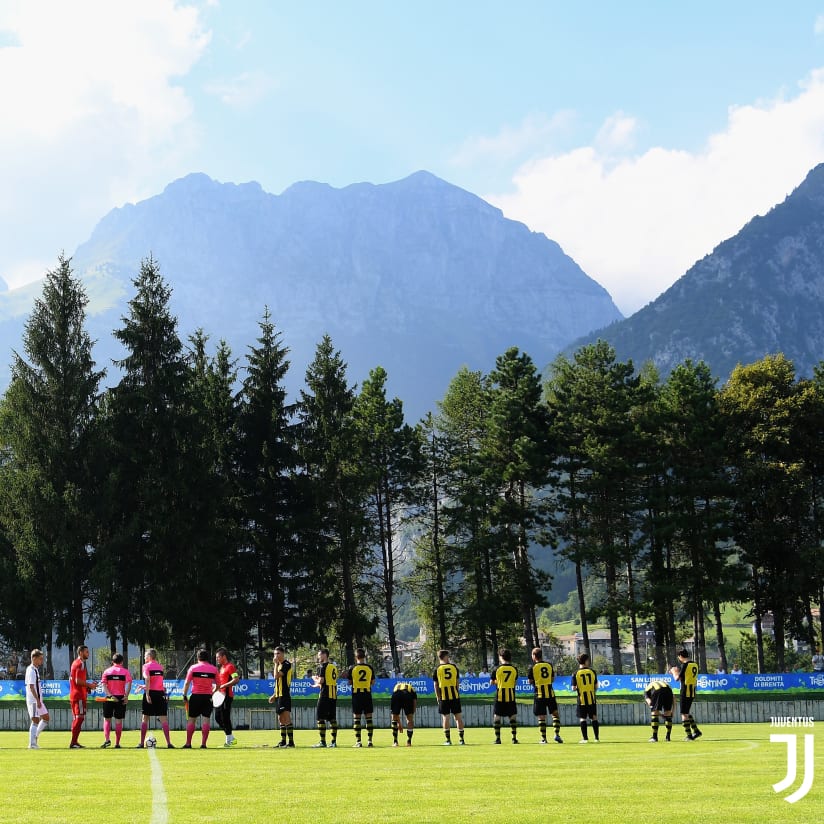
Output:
[2,1,824,313]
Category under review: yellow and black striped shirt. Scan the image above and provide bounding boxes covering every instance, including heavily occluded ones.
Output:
[274,660,292,699]
[349,663,374,693]
[644,679,670,700]
[528,661,555,698]
[571,666,597,706]
[677,661,698,699]
[433,663,460,700]
[491,664,518,702]
[319,662,338,699]
[393,681,417,697]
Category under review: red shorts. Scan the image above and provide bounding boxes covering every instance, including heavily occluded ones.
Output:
[70,697,87,717]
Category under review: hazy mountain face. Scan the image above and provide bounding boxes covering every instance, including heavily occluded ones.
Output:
[0,171,622,419]
[569,163,824,382]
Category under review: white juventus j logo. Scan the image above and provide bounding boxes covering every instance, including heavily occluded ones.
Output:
[770,734,815,803]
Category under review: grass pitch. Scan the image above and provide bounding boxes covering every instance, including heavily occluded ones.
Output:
[0,723,820,823]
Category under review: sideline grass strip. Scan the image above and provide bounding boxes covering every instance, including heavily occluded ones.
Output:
[0,724,819,822]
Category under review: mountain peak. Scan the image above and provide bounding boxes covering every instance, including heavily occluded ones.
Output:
[392,169,479,199]
[162,172,218,194]
[162,172,265,199]
[7,170,622,419]
[790,161,824,208]
[568,163,824,381]
[397,169,447,186]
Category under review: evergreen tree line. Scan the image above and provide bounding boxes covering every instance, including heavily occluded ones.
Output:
[0,256,822,676]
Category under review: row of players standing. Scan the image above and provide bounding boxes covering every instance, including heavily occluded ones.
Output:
[268,644,703,747]
[269,645,577,747]
[24,642,703,750]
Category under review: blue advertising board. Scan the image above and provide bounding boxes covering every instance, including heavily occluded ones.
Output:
[1,672,822,701]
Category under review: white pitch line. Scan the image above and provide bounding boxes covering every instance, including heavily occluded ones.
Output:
[148,746,169,824]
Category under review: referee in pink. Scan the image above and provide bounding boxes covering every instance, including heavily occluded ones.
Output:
[100,653,132,748]
[182,649,219,748]
[140,649,173,748]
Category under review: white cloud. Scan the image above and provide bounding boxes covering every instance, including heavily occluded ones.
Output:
[204,69,277,108]
[594,112,638,154]
[451,111,577,168]
[0,0,210,288]
[487,70,824,315]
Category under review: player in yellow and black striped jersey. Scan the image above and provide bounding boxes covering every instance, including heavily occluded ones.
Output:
[390,682,417,747]
[268,645,295,747]
[432,649,465,745]
[643,679,673,742]
[313,648,339,748]
[348,648,375,748]
[490,648,519,744]
[527,647,563,744]
[571,652,600,742]
[671,649,702,741]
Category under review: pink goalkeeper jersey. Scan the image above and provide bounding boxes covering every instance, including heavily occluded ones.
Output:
[101,664,132,697]
[187,661,219,695]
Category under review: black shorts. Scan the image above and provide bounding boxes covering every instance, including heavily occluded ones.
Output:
[533,696,558,716]
[679,694,694,715]
[352,693,373,715]
[103,697,127,720]
[215,696,233,727]
[648,687,673,713]
[390,692,415,716]
[142,690,168,716]
[493,700,517,718]
[275,696,292,714]
[437,697,462,716]
[576,701,597,719]
[316,696,337,722]
[188,694,213,719]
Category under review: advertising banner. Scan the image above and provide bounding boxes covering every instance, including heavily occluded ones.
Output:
[1,672,822,701]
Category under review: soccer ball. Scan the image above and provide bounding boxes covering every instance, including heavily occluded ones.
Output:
[146,735,156,748]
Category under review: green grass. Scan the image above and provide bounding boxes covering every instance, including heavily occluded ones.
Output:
[1,723,820,822]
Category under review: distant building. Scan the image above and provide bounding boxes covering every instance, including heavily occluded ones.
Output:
[752,613,775,636]
[379,637,424,673]
[556,631,615,660]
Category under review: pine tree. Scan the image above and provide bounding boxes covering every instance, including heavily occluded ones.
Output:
[0,254,104,653]
[437,366,503,664]
[798,368,824,649]
[481,347,553,651]
[720,354,810,672]
[546,341,640,673]
[657,360,740,672]
[185,331,247,649]
[354,366,423,673]
[407,413,459,653]
[297,335,375,666]
[98,256,193,653]
[235,310,301,674]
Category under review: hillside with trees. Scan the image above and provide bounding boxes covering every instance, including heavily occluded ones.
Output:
[1,256,822,676]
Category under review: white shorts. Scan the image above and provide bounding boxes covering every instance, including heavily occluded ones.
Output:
[27,699,47,719]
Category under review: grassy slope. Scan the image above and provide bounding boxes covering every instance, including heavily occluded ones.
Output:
[1,724,819,823]
[548,602,755,650]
